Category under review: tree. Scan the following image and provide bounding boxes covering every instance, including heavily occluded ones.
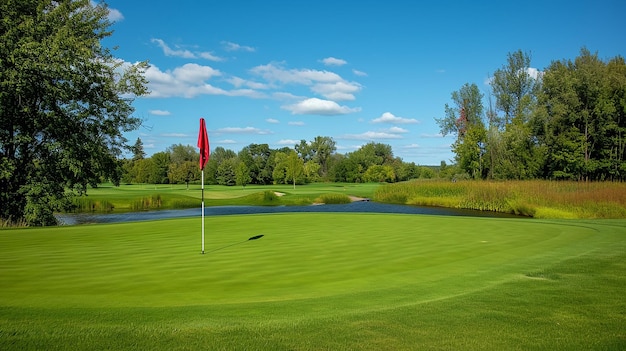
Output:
[364,165,396,183]
[310,136,336,179]
[238,144,273,185]
[235,161,251,189]
[436,83,486,178]
[285,151,304,189]
[0,0,148,225]
[131,138,146,161]
[205,147,236,185]
[216,158,237,186]
[150,152,170,184]
[166,144,197,164]
[487,50,542,179]
[536,48,626,180]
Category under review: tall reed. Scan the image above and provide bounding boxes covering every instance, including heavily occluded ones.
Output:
[374,180,626,219]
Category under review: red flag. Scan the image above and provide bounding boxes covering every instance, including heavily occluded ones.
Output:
[197,118,210,170]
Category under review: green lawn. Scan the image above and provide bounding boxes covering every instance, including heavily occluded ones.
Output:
[1,214,625,350]
[74,182,379,211]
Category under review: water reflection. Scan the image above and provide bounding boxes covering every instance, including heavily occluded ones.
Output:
[56,201,524,225]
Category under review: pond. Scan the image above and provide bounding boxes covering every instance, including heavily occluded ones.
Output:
[55,201,524,225]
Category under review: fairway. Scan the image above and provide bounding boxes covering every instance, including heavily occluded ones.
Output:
[1,214,625,350]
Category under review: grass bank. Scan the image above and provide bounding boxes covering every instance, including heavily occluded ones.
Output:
[374,180,626,219]
[1,214,625,350]
[69,182,378,213]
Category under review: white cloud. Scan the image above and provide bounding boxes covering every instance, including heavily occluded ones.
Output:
[151,38,224,61]
[288,121,305,126]
[222,41,256,52]
[526,67,543,80]
[227,77,270,90]
[250,62,363,102]
[385,126,409,133]
[272,92,304,101]
[266,118,279,124]
[197,52,225,62]
[146,63,265,98]
[216,127,271,135]
[149,109,171,116]
[310,81,362,101]
[162,133,188,137]
[282,98,361,115]
[106,7,124,22]
[352,69,367,77]
[251,63,342,85]
[321,57,347,66]
[277,139,300,145]
[218,139,237,144]
[371,112,419,124]
[420,133,446,138]
[151,39,196,58]
[341,131,403,140]
[403,143,421,149]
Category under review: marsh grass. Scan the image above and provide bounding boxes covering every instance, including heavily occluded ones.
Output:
[315,193,352,204]
[375,180,626,219]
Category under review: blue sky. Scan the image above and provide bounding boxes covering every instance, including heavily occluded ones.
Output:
[101,0,625,165]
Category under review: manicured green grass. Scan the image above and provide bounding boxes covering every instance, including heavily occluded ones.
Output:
[1,214,624,350]
[72,182,379,212]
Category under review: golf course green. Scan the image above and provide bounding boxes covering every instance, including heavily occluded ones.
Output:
[1,213,624,350]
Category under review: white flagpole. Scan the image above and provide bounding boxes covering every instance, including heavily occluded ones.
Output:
[201,169,205,254]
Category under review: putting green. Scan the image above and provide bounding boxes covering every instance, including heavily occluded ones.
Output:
[0,214,611,309]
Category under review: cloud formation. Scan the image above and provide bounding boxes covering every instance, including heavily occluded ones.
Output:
[321,57,347,66]
[151,39,224,61]
[342,131,403,140]
[372,112,419,124]
[282,98,360,115]
[216,127,272,135]
[222,41,256,52]
[149,109,171,116]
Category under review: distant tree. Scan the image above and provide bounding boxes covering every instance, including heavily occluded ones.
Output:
[235,162,251,189]
[168,161,198,188]
[238,144,273,185]
[167,144,197,164]
[364,165,396,183]
[285,151,304,189]
[488,50,542,179]
[205,147,236,185]
[150,152,170,184]
[310,136,336,179]
[0,0,148,225]
[216,158,237,186]
[435,83,486,178]
[132,138,146,161]
[536,48,626,180]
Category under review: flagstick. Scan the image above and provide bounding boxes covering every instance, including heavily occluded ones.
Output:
[201,168,205,254]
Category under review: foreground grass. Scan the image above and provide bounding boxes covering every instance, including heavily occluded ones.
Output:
[375,180,626,219]
[70,182,377,212]
[1,214,624,350]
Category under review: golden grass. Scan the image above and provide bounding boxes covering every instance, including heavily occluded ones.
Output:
[374,180,626,219]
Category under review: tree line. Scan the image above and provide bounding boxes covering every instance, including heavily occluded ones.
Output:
[123,136,438,188]
[437,48,626,181]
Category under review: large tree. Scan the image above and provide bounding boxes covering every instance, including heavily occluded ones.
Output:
[0,0,148,225]
[488,50,542,179]
[435,83,486,178]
